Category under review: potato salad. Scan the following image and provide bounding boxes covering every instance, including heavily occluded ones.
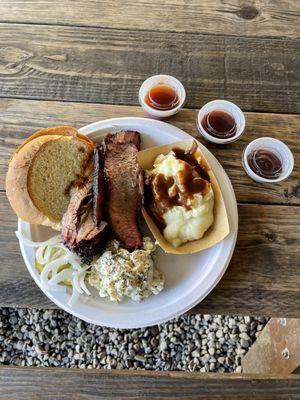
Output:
[88,237,164,302]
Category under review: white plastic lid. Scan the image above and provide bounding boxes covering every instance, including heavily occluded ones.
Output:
[139,75,186,119]
[197,100,245,144]
[242,137,294,183]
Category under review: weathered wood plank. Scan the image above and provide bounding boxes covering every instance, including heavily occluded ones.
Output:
[0,0,299,38]
[0,367,299,400]
[1,99,299,205]
[0,25,299,113]
[242,318,300,374]
[1,192,299,316]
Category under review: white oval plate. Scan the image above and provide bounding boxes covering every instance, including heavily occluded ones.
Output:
[18,117,238,328]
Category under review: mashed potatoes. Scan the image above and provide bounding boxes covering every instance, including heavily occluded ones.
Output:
[88,237,164,302]
[147,152,214,247]
[163,189,214,247]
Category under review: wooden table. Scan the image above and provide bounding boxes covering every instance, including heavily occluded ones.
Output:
[1,103,300,316]
[0,1,299,397]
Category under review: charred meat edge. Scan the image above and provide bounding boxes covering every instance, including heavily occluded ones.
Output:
[62,148,108,262]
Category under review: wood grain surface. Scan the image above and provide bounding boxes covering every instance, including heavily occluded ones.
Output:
[0,25,299,113]
[1,99,299,206]
[0,1,299,38]
[0,367,300,399]
[242,318,300,374]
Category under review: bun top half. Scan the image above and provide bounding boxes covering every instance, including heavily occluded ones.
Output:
[6,126,95,230]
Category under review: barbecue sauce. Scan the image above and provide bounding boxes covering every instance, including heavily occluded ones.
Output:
[145,83,179,110]
[247,148,282,179]
[202,110,236,138]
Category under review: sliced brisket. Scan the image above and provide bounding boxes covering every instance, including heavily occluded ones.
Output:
[75,213,108,264]
[104,131,143,250]
[61,180,93,248]
[62,152,108,263]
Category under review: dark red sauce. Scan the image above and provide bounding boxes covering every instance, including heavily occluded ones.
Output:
[145,83,179,111]
[247,148,282,179]
[202,110,236,138]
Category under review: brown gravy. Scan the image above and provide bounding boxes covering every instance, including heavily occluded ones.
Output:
[144,183,166,231]
[144,144,210,230]
[173,147,210,182]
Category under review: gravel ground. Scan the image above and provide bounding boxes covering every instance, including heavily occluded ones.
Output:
[0,308,268,373]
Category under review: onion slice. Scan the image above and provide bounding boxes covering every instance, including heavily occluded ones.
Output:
[16,230,91,306]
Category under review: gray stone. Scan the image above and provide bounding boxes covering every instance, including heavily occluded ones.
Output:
[238,324,248,333]
[160,340,167,351]
[201,354,210,364]
[0,307,268,373]
[135,355,146,362]
[216,330,223,339]
[191,350,200,358]
[240,339,250,348]
[239,332,250,341]
[208,347,215,356]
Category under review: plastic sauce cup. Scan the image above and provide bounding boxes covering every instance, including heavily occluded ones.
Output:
[242,137,294,183]
[197,100,245,144]
[139,75,186,119]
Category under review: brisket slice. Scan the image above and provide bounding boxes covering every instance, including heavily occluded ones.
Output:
[104,131,143,250]
[108,130,141,148]
[61,180,93,248]
[75,214,108,264]
[62,159,108,263]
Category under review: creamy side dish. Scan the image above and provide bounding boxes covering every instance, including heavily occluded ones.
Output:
[146,151,214,247]
[22,231,164,307]
[88,237,164,302]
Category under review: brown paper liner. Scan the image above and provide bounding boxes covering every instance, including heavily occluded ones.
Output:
[137,140,230,254]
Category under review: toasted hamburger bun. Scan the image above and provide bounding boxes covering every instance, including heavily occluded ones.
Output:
[6,126,95,230]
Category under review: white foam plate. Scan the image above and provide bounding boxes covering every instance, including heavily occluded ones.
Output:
[18,117,238,328]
